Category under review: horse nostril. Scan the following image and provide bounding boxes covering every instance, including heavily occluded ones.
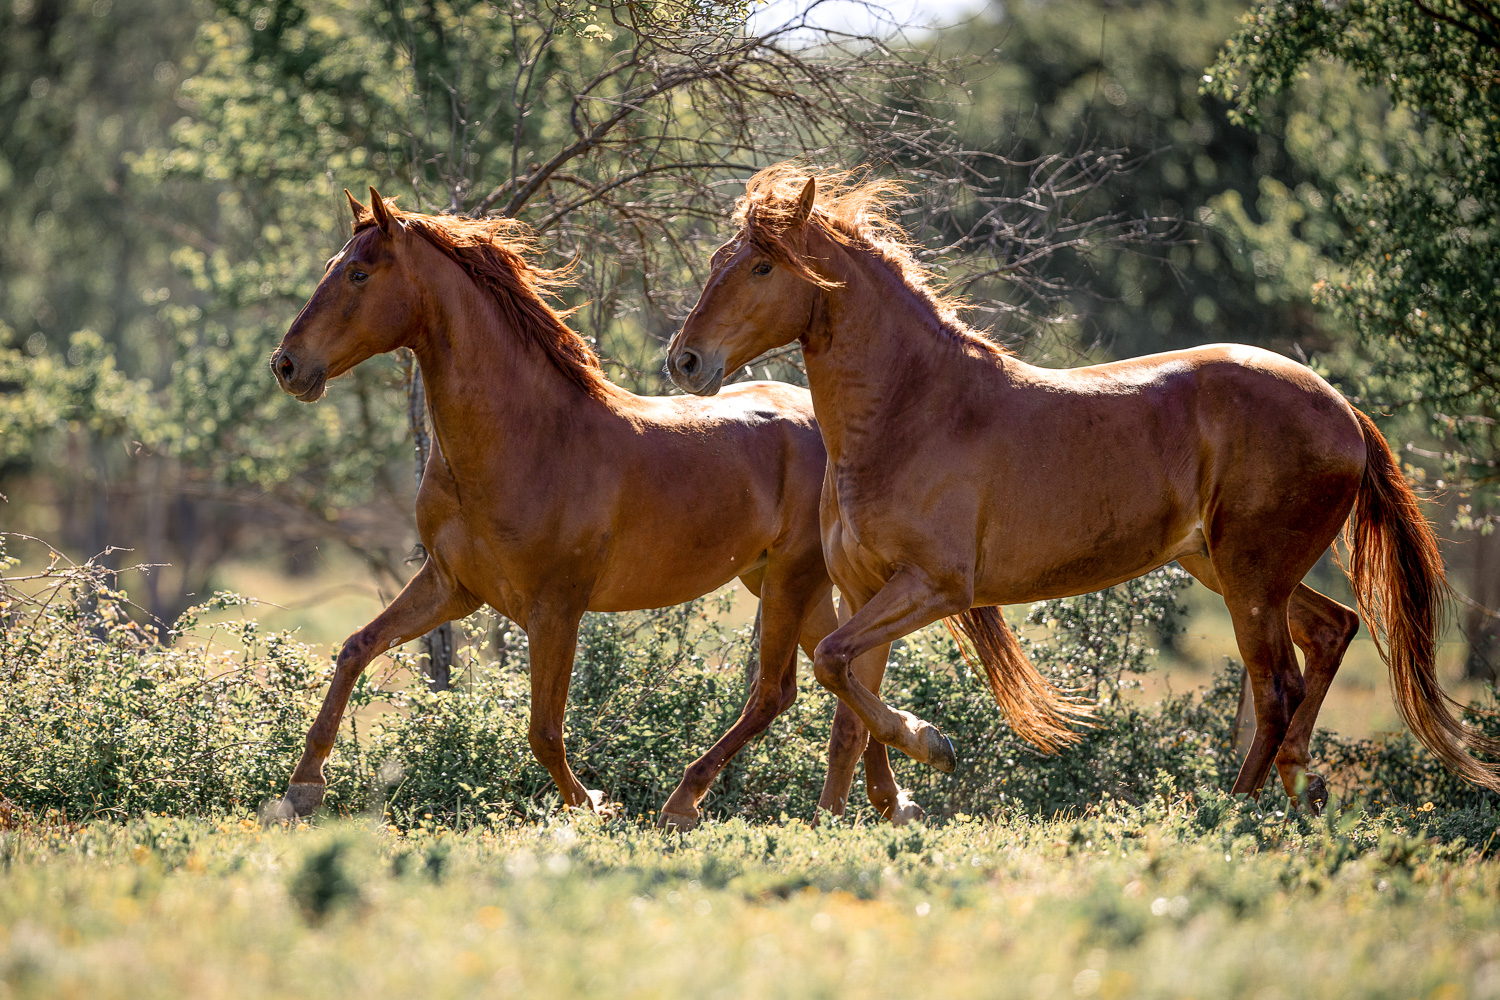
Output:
[278,353,296,381]
[677,350,700,377]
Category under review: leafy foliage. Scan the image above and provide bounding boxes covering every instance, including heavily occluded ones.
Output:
[1206,1,1500,491]
[923,0,1324,357]
[7,532,1492,828]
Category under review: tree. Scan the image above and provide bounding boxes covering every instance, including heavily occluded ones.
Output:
[910,0,1332,360]
[3,0,1152,680]
[0,0,236,623]
[1206,0,1500,676]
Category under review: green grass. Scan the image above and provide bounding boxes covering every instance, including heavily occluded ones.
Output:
[4,795,1499,999]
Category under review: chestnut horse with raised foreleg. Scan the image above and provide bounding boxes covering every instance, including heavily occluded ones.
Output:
[269,188,920,828]
[667,165,1500,809]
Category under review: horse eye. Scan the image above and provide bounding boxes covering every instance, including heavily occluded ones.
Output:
[752,261,772,276]
[349,268,369,284]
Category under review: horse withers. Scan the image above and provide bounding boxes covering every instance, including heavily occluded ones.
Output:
[667,165,1500,810]
[267,189,923,828]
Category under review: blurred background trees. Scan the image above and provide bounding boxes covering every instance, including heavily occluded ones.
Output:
[3,0,1497,680]
[1206,0,1500,678]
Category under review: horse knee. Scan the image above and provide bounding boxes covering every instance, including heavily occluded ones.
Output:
[813,644,851,693]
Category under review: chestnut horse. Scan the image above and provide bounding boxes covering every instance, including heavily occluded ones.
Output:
[667,165,1500,807]
[269,188,918,828]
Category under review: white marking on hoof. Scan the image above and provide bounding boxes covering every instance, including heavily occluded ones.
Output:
[888,790,926,827]
[580,789,621,818]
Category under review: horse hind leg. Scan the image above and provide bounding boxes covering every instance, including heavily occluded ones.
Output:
[1275,584,1359,812]
[656,562,814,831]
[1178,553,1305,799]
[1226,593,1305,797]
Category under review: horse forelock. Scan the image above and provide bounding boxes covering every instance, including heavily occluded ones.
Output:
[734,163,1006,356]
[355,207,611,400]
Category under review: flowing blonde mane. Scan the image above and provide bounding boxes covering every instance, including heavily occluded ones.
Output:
[735,164,1002,354]
[354,203,612,400]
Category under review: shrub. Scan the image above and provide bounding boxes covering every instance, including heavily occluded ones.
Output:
[4,532,1493,827]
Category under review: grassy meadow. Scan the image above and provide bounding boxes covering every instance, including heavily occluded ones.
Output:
[8,534,1500,1000]
[3,797,1499,1000]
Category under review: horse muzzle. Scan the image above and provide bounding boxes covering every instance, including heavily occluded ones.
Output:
[666,346,725,396]
[271,347,329,402]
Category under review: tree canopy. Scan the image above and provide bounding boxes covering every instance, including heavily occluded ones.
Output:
[1207,0,1500,498]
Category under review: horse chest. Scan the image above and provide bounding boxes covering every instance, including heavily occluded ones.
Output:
[822,486,903,593]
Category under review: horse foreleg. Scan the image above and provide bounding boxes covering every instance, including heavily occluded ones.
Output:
[812,566,968,773]
[813,592,922,825]
[523,601,605,814]
[278,559,477,820]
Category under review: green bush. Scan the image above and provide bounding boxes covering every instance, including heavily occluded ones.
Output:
[4,532,1495,827]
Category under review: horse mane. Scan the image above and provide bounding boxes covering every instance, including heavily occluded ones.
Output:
[735,163,1005,356]
[353,202,613,400]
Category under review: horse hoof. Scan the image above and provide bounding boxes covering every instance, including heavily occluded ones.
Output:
[658,809,700,832]
[888,790,926,827]
[581,789,621,818]
[1304,773,1329,816]
[923,727,957,774]
[275,782,326,822]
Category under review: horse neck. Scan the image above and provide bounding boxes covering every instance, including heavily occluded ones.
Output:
[801,237,996,463]
[410,263,614,470]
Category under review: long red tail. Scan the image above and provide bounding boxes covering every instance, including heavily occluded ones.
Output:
[1344,407,1500,790]
[944,606,1091,753]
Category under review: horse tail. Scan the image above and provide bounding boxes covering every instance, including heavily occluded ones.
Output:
[1344,407,1500,790]
[944,606,1091,753]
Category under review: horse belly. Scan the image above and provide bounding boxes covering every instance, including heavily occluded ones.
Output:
[585,479,785,613]
[973,471,1200,604]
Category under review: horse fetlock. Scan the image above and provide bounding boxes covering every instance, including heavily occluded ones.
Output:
[581,788,621,818]
[811,648,851,691]
[526,726,566,765]
[1300,773,1329,815]
[776,679,798,713]
[662,776,706,815]
[338,629,373,663]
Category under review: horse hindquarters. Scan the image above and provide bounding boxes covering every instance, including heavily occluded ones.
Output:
[1179,398,1366,798]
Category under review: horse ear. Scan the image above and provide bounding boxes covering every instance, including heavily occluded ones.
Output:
[368,186,393,233]
[792,177,817,226]
[344,189,367,230]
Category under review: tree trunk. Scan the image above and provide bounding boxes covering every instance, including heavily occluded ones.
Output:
[1463,519,1500,684]
[404,351,455,692]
